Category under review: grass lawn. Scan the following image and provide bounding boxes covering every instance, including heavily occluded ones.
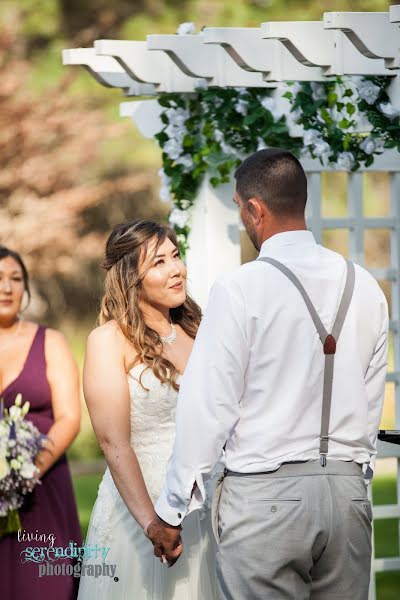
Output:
[72,472,400,599]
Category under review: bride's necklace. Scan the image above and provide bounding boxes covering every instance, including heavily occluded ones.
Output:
[0,319,22,353]
[160,322,177,345]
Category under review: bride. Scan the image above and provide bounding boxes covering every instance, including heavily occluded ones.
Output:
[78,220,217,599]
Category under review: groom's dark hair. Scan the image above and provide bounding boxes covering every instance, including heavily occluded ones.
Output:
[234,148,307,217]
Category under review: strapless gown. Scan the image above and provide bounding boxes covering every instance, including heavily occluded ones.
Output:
[77,363,218,599]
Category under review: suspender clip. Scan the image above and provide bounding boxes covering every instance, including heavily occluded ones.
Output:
[320,454,327,467]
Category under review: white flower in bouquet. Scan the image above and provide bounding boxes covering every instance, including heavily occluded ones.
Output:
[10,458,21,471]
[177,22,196,35]
[169,208,190,229]
[358,80,381,105]
[336,151,355,171]
[378,102,400,120]
[20,462,38,480]
[0,456,10,481]
[0,394,45,535]
[9,405,22,421]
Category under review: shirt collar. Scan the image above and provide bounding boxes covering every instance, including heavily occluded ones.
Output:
[259,230,316,256]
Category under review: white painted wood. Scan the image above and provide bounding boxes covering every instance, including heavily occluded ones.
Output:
[324,12,400,69]
[373,504,400,519]
[62,47,155,95]
[261,20,393,76]
[147,33,272,87]
[185,176,240,310]
[391,5,400,23]
[202,28,325,82]
[120,100,163,137]
[94,39,200,92]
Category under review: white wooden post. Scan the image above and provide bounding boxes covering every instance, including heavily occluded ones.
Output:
[186,176,241,310]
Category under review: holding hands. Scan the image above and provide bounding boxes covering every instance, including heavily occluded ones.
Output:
[144,516,183,567]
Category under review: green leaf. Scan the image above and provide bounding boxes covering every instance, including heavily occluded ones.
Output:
[343,89,353,98]
[364,155,374,167]
[346,103,356,116]
[339,118,351,129]
[327,92,337,107]
[282,91,293,100]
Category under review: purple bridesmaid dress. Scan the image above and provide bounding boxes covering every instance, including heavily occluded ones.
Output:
[0,325,82,599]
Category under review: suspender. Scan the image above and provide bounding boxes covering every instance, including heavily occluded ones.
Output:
[257,257,355,467]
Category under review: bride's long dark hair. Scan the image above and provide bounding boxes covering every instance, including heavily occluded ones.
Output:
[99,220,202,390]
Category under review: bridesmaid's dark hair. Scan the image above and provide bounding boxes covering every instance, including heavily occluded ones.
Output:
[0,246,31,305]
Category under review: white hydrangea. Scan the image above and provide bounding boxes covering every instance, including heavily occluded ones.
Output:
[158,169,172,204]
[359,137,376,155]
[313,140,333,165]
[260,96,283,121]
[234,99,249,116]
[358,80,381,105]
[163,139,182,161]
[165,107,190,128]
[214,129,224,143]
[177,22,196,35]
[378,102,400,120]
[310,82,327,101]
[175,153,194,172]
[303,129,322,146]
[257,137,267,151]
[165,123,185,143]
[169,208,190,229]
[336,151,355,171]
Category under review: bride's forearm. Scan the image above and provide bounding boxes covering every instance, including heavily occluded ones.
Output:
[101,440,156,530]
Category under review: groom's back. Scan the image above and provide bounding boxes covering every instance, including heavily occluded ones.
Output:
[220,230,388,473]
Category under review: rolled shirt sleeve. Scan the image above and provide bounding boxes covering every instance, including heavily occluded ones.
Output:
[155,277,248,525]
[363,289,389,484]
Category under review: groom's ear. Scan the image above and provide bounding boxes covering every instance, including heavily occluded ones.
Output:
[247,197,265,224]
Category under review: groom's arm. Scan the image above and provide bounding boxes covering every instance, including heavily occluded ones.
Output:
[155,276,248,526]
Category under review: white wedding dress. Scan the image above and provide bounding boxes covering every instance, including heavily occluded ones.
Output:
[77,363,218,600]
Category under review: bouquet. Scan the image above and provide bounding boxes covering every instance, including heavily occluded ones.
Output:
[0,393,46,537]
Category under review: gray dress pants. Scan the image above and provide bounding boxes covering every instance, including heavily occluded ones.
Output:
[212,460,372,600]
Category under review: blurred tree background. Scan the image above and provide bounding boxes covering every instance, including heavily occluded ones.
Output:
[0,0,395,459]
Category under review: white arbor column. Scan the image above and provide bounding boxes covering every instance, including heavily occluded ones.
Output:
[186,176,241,310]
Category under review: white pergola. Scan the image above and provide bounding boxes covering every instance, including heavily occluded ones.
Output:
[64,8,400,597]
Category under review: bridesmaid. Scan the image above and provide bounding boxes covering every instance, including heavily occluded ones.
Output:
[0,245,82,599]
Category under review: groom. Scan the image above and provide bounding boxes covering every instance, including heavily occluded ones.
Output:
[146,148,388,599]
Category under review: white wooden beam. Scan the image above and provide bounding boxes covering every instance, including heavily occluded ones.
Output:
[119,99,163,138]
[147,32,272,88]
[62,47,155,95]
[324,12,400,69]
[261,20,393,76]
[202,27,325,82]
[95,39,200,93]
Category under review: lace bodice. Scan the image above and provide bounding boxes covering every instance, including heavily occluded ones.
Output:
[128,363,179,501]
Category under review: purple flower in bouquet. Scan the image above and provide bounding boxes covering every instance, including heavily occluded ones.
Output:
[0,394,46,536]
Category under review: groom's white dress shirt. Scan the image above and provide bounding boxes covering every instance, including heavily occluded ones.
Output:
[155,230,388,526]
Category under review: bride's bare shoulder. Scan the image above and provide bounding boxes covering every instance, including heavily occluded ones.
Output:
[87,320,126,349]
